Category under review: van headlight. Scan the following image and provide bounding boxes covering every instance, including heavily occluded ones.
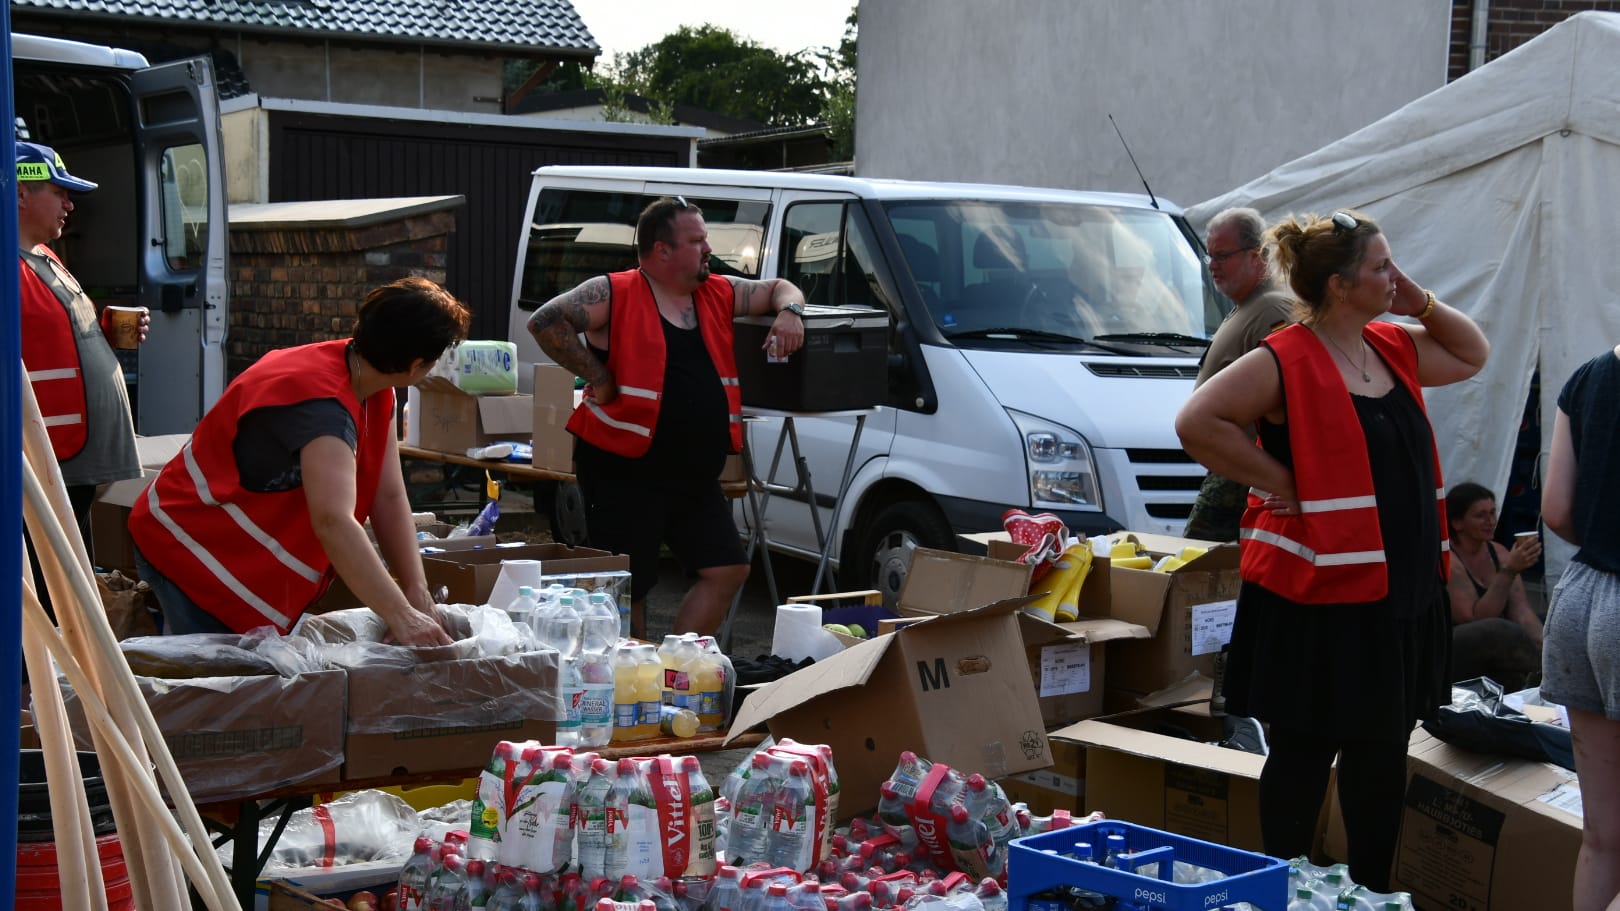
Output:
[1008,410,1102,511]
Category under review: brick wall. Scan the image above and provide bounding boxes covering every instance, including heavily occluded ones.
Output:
[1449,0,1620,79]
[226,207,456,381]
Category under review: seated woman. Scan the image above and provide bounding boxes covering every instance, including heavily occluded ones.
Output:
[1446,482,1545,691]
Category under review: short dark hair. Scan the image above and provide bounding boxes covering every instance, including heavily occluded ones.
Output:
[636,196,701,257]
[352,277,470,373]
[1445,481,1496,531]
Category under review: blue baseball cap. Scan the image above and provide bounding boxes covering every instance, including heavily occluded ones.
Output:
[16,141,98,192]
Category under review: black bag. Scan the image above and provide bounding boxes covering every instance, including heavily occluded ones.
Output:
[1421,676,1574,771]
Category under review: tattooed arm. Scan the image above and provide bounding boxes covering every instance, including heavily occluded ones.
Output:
[528,275,619,404]
[728,277,806,355]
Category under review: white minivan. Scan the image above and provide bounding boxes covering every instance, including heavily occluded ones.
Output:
[507,167,1226,605]
[12,32,229,433]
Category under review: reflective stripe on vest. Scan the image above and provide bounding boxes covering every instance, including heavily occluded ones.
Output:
[1238,321,1448,603]
[141,478,296,630]
[567,269,743,457]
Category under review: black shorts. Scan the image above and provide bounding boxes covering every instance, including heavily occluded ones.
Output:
[576,474,746,602]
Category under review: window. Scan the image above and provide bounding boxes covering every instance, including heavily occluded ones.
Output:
[780,201,891,314]
[159,143,209,272]
[516,189,770,310]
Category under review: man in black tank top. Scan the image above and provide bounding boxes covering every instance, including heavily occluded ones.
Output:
[528,197,808,638]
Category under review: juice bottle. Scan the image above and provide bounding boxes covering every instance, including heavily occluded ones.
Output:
[633,643,663,740]
[691,635,727,732]
[611,645,640,743]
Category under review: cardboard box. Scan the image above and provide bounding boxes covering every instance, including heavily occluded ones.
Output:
[415,376,531,454]
[62,669,346,804]
[726,596,1054,822]
[532,363,577,473]
[906,547,1147,727]
[997,735,1087,816]
[342,650,560,779]
[958,532,1113,618]
[91,468,158,573]
[420,542,627,605]
[1103,534,1241,696]
[1320,729,1582,911]
[1054,708,1270,852]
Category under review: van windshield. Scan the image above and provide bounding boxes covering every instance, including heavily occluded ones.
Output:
[884,201,1226,346]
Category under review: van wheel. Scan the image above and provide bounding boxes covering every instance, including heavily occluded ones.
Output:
[847,500,955,609]
[549,481,590,546]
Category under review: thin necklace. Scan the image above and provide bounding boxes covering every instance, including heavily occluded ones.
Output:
[1319,331,1371,382]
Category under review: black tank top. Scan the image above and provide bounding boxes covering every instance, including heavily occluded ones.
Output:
[574,309,730,481]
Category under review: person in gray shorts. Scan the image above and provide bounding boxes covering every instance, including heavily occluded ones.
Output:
[1540,341,1620,911]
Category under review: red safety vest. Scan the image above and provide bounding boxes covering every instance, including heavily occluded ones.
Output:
[20,247,89,460]
[128,340,394,633]
[566,269,744,457]
[1239,322,1449,604]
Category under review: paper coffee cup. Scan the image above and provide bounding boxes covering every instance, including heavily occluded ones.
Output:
[1514,530,1539,542]
[101,306,146,350]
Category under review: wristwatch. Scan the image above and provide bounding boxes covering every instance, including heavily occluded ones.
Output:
[782,302,805,317]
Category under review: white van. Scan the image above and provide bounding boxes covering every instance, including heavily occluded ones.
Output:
[12,33,228,433]
[507,167,1225,604]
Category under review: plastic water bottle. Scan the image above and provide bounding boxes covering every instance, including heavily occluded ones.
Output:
[705,865,745,911]
[611,757,660,879]
[946,804,1000,879]
[581,591,620,653]
[784,881,823,911]
[455,858,489,910]
[682,755,719,877]
[426,851,470,910]
[575,757,614,879]
[398,836,436,911]
[765,759,814,871]
[728,753,777,864]
[484,867,523,911]
[1101,833,1128,868]
[962,774,1017,853]
[890,751,931,800]
[761,884,793,911]
[876,780,918,848]
[505,585,541,624]
[973,879,1005,911]
[1289,887,1332,911]
[575,652,615,748]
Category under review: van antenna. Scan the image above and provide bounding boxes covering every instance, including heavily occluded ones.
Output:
[1108,114,1158,210]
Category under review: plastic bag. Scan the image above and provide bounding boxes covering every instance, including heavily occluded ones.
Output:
[120,633,282,679]
[215,789,422,873]
[464,603,540,656]
[1421,677,1575,771]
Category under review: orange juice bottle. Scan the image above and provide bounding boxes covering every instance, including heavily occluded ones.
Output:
[611,645,639,743]
[633,643,663,741]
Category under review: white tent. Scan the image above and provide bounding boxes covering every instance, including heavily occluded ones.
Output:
[1189,10,1620,577]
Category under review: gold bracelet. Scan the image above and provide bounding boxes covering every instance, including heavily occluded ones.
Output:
[1417,290,1436,320]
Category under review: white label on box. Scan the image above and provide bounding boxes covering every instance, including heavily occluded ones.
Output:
[1039,643,1091,696]
[1538,781,1585,818]
[1190,599,1238,656]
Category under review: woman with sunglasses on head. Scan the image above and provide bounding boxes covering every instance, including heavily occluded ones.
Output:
[1540,342,1620,911]
[1175,210,1488,888]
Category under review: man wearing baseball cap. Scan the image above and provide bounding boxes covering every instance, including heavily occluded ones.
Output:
[18,140,145,590]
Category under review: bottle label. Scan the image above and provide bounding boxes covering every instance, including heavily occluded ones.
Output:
[581,684,613,726]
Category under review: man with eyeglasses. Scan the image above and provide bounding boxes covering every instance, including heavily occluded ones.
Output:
[528,196,807,639]
[1184,207,1295,542]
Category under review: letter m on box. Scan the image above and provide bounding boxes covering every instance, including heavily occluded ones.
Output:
[916,657,950,691]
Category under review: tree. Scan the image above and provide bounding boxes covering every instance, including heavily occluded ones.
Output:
[819,7,859,160]
[616,25,830,127]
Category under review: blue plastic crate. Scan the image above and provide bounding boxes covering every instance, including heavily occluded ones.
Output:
[1007,820,1289,911]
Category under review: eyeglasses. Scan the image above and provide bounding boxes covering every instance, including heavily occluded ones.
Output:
[1203,246,1257,266]
[1331,211,1358,233]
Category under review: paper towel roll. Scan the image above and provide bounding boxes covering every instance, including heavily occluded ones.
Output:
[771,602,844,663]
[404,385,421,447]
[487,558,544,610]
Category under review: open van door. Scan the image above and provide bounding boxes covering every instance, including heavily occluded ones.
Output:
[129,55,228,432]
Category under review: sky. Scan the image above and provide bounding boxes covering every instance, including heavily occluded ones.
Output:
[567,0,855,63]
